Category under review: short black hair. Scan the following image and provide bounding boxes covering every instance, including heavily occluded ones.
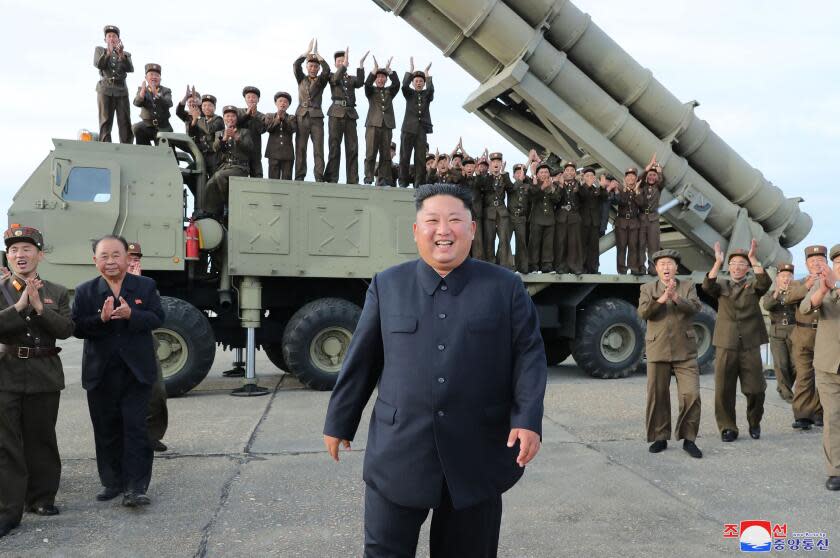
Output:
[92,234,129,253]
[414,184,473,217]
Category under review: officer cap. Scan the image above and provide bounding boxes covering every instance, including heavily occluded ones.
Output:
[201,94,216,105]
[477,158,489,167]
[804,245,828,259]
[438,153,450,161]
[462,157,475,165]
[242,86,260,98]
[273,91,292,103]
[830,244,840,261]
[727,248,750,263]
[776,262,794,273]
[536,163,551,173]
[651,249,680,265]
[624,166,638,176]
[488,152,502,161]
[512,164,525,172]
[374,68,389,77]
[452,152,463,160]
[144,63,161,75]
[425,154,436,162]
[103,25,120,37]
[411,71,426,82]
[390,142,397,150]
[3,225,43,250]
[564,161,576,169]
[333,50,346,59]
[127,242,142,257]
[306,54,319,63]
[222,105,238,115]
[582,167,595,175]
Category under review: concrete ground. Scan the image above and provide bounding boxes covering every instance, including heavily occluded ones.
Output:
[0,339,836,557]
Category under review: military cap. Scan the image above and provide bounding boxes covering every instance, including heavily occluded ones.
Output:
[776,262,794,273]
[222,105,238,115]
[4,225,43,250]
[624,166,638,176]
[477,158,489,167]
[462,157,475,165]
[452,152,464,160]
[201,94,216,105]
[390,141,397,150]
[564,161,576,169]
[306,54,320,63]
[425,154,436,162]
[242,86,260,98]
[651,249,681,265]
[550,166,562,177]
[127,242,142,256]
[273,91,292,103]
[536,163,551,173]
[333,50,346,59]
[582,167,595,175]
[804,245,828,259]
[830,244,840,261]
[489,152,503,161]
[727,248,750,263]
[144,63,162,74]
[512,163,525,172]
[103,25,120,37]
[438,153,450,161]
[411,71,427,81]
[374,68,389,77]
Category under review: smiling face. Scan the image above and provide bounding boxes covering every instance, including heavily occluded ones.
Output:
[244,92,259,107]
[94,238,128,280]
[413,194,475,275]
[646,170,659,185]
[624,173,637,188]
[536,168,550,183]
[201,101,215,117]
[776,269,793,289]
[728,255,750,281]
[583,172,595,186]
[806,255,826,275]
[563,166,576,180]
[223,112,237,127]
[6,241,42,277]
[655,256,677,284]
[146,71,161,88]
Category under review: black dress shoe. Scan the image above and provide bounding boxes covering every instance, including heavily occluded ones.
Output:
[749,426,761,439]
[683,440,703,458]
[721,429,738,442]
[96,487,122,501]
[648,440,667,453]
[827,476,840,491]
[792,418,813,430]
[815,416,824,427]
[152,440,168,452]
[122,491,151,507]
[28,504,59,516]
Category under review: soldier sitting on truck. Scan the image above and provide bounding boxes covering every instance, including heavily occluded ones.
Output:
[198,106,253,219]
[132,63,173,146]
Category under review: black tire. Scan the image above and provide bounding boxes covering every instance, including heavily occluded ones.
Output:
[155,297,216,397]
[543,337,572,366]
[263,342,288,372]
[573,298,645,379]
[693,302,717,375]
[282,298,362,391]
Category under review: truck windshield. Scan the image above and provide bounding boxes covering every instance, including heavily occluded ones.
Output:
[63,167,111,203]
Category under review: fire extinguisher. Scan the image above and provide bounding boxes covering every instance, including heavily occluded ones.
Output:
[185,219,200,261]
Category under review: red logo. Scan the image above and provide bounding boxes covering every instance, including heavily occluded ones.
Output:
[773,523,787,539]
[723,524,739,538]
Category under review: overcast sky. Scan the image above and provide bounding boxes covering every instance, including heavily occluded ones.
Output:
[1,0,837,272]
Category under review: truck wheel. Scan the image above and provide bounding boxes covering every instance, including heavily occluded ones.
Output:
[263,342,288,373]
[155,297,216,397]
[693,303,717,375]
[282,298,362,391]
[544,337,572,365]
[573,298,644,379]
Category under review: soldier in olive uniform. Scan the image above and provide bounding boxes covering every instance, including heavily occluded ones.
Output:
[364,64,400,185]
[264,92,297,180]
[508,163,531,274]
[132,63,173,146]
[637,158,664,276]
[399,59,434,187]
[702,241,770,442]
[176,90,224,178]
[789,245,828,429]
[293,41,331,181]
[578,167,606,274]
[638,249,703,458]
[326,49,366,184]
[760,263,797,403]
[460,157,484,261]
[481,153,513,268]
[95,25,134,144]
[237,86,266,178]
[611,168,641,275]
[431,153,463,185]
[553,161,583,274]
[0,226,74,538]
[389,142,400,186]
[200,106,253,217]
[528,163,556,273]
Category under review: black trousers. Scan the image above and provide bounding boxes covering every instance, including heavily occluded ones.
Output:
[133,121,173,146]
[147,362,168,444]
[87,360,153,493]
[97,93,133,144]
[0,391,61,526]
[268,158,294,180]
[399,130,427,187]
[326,116,360,184]
[364,483,502,558]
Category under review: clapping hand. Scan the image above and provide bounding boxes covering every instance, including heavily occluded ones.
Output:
[424,62,432,76]
[101,296,115,322]
[359,49,369,68]
[409,56,414,73]
[747,238,759,266]
[713,241,724,266]
[25,278,44,314]
[111,297,132,320]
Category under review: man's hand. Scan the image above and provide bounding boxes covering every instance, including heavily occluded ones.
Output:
[302,38,314,58]
[101,296,115,322]
[507,428,541,468]
[182,84,191,103]
[127,260,142,276]
[385,57,393,72]
[13,285,29,312]
[359,49,369,68]
[747,238,759,265]
[0,266,9,279]
[25,278,44,314]
[409,56,414,73]
[424,62,432,76]
[111,297,132,320]
[713,241,724,266]
[324,435,351,462]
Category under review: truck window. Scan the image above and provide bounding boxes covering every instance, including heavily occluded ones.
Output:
[63,167,111,202]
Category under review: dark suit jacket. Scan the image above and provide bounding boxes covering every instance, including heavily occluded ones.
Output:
[364,71,400,129]
[323,257,547,510]
[294,56,331,118]
[264,112,297,160]
[401,73,434,134]
[72,273,165,391]
[328,65,364,119]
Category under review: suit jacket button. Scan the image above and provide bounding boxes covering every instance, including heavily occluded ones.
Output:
[438,313,446,319]
[437,344,445,351]
[437,377,446,384]
[437,410,445,417]
[440,285,448,291]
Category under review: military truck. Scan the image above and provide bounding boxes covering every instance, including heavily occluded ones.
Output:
[5,0,811,396]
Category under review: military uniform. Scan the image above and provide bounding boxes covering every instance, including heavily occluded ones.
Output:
[364,70,400,185]
[263,92,297,180]
[702,251,771,438]
[611,183,641,275]
[176,95,224,177]
[482,160,514,268]
[463,163,486,261]
[94,25,134,144]
[0,227,73,534]
[399,71,434,187]
[637,171,663,275]
[528,168,556,273]
[789,245,828,427]
[760,263,797,403]
[553,173,583,274]
[237,86,266,178]
[579,170,607,273]
[508,167,531,274]
[201,106,253,217]
[638,250,702,447]
[326,58,364,184]
[132,63,173,145]
[293,55,331,181]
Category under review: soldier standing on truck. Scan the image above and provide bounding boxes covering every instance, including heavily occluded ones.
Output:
[611,168,641,275]
[702,240,770,443]
[325,48,366,184]
[637,155,664,276]
[200,106,253,218]
[461,157,486,261]
[176,89,223,178]
[363,59,399,186]
[94,25,134,144]
[132,63,173,146]
[399,58,434,187]
[264,92,297,180]
[508,162,532,274]
[528,162,556,273]
[638,249,703,459]
[483,152,514,268]
[293,39,331,182]
[579,167,606,274]
[237,86,266,178]
[760,263,797,403]
[553,161,583,275]
[0,226,73,539]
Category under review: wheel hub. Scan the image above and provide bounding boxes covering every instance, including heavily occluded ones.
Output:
[599,323,636,363]
[153,328,188,379]
[310,326,352,373]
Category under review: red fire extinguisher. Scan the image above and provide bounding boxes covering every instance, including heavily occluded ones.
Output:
[185,219,200,261]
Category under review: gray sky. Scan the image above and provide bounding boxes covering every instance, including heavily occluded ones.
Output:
[1,0,837,272]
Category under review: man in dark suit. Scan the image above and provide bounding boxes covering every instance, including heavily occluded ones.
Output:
[399,58,434,187]
[72,235,164,507]
[323,184,547,557]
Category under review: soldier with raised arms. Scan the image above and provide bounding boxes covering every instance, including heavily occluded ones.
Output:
[176,88,223,177]
[399,57,434,187]
[325,47,367,184]
[293,39,331,181]
[637,154,664,276]
[94,25,134,144]
[363,58,399,186]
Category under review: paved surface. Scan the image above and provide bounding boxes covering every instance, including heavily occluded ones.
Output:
[1,339,837,557]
